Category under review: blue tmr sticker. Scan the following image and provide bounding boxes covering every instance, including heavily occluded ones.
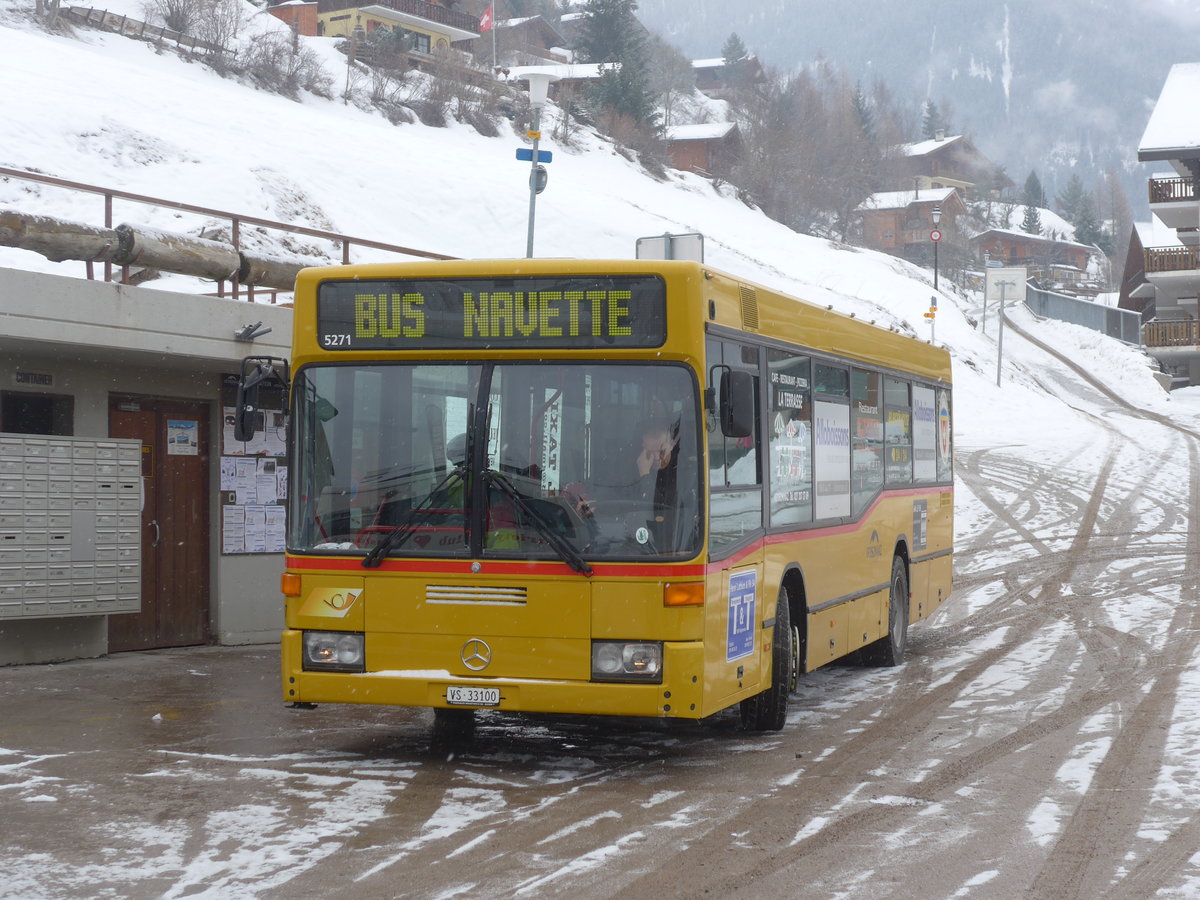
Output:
[727,570,757,662]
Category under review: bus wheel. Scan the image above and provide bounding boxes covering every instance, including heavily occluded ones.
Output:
[740,586,793,732]
[862,556,909,667]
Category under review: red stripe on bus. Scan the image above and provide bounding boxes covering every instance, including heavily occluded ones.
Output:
[286,486,951,578]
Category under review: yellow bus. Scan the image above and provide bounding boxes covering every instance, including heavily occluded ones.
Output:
[242,258,952,732]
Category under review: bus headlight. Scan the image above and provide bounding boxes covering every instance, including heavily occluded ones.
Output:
[591,641,662,683]
[302,631,365,672]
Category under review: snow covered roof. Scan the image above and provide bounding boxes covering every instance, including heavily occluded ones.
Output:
[507,63,616,82]
[856,187,957,211]
[999,205,1075,239]
[495,15,565,39]
[901,135,965,157]
[1136,214,1185,248]
[1139,62,1200,159]
[665,122,737,142]
[974,227,1094,251]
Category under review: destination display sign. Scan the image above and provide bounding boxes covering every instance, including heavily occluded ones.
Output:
[316,275,667,350]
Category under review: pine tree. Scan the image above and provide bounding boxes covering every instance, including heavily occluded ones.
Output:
[1021,203,1042,235]
[1055,173,1088,226]
[1019,172,1042,235]
[1023,170,1046,210]
[1073,192,1103,247]
[576,0,657,129]
[852,82,875,144]
[575,0,637,64]
[921,100,945,139]
[721,32,748,66]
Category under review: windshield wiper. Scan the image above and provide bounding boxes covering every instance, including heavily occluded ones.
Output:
[484,469,593,576]
[361,464,466,568]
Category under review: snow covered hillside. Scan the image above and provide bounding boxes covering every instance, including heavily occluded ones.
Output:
[0,0,1185,449]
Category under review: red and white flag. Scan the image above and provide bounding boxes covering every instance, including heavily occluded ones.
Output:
[479,4,493,31]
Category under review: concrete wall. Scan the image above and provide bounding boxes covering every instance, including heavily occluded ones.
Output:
[0,267,293,664]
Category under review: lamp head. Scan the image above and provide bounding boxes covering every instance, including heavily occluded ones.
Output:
[932,204,942,225]
[522,70,561,109]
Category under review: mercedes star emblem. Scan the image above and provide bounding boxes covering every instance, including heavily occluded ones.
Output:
[461,638,492,671]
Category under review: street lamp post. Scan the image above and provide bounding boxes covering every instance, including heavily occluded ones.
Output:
[521,71,559,258]
[931,203,942,293]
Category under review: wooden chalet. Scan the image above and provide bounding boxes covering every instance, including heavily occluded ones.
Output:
[664,122,742,177]
[896,133,1011,199]
[855,187,964,262]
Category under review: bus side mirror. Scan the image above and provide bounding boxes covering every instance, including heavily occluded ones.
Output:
[234,356,290,443]
[233,382,260,442]
[719,370,754,438]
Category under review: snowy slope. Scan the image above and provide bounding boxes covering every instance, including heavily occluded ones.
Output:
[12,8,1200,897]
[0,2,1187,462]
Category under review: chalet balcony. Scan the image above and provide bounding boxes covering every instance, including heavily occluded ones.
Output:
[316,0,480,38]
[1144,245,1200,299]
[1147,175,1199,230]
[1144,320,1200,348]
[1145,245,1200,273]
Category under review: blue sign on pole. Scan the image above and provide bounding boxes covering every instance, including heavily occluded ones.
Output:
[516,148,553,163]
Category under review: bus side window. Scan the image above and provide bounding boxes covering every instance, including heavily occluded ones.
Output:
[707,338,762,554]
[912,384,938,483]
[813,363,850,519]
[884,377,912,484]
[767,349,812,527]
[851,369,883,514]
[936,388,953,482]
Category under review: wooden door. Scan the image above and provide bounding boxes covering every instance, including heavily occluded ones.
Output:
[108,398,211,651]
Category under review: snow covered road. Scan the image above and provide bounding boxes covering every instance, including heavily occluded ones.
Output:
[5,316,1200,899]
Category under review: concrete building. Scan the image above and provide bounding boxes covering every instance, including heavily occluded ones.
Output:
[1136,62,1200,384]
[0,268,292,665]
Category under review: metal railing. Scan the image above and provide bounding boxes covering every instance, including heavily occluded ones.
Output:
[61,6,226,53]
[1144,245,1200,274]
[0,165,453,301]
[1143,320,1200,348]
[1024,283,1142,345]
[1148,176,1197,205]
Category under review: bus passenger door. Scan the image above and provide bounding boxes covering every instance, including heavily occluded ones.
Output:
[704,337,766,709]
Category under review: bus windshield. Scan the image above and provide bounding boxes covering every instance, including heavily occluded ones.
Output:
[290,361,702,562]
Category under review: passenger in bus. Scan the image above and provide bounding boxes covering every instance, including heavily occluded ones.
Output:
[624,417,684,549]
[631,418,679,504]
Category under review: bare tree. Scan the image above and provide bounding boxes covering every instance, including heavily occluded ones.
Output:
[196,0,243,51]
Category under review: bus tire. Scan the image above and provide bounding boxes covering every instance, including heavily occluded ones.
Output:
[740,585,794,732]
[862,555,909,667]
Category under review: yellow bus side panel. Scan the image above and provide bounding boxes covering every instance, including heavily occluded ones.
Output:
[759,489,952,673]
[702,558,767,714]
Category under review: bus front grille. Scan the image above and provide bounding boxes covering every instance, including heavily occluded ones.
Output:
[425,585,528,606]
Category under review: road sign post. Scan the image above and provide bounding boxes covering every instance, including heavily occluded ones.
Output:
[520,71,559,258]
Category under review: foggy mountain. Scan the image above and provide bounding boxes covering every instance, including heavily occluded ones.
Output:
[636,0,1200,209]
